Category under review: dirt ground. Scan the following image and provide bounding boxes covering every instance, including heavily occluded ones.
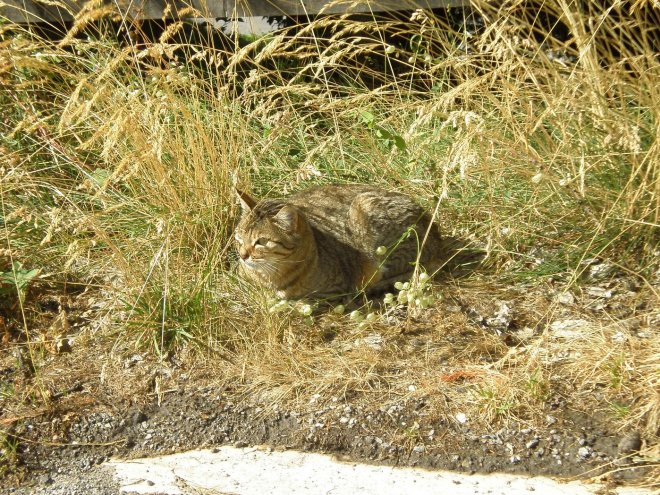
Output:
[0,378,655,493]
[1,268,658,493]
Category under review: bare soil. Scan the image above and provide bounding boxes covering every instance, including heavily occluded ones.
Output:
[1,270,657,493]
[0,380,654,493]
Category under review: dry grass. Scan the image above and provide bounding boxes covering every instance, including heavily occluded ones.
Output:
[1,0,658,476]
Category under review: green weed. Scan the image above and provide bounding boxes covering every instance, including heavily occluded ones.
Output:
[0,262,40,306]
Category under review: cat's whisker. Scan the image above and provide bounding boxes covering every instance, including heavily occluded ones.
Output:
[251,260,280,278]
[261,265,279,277]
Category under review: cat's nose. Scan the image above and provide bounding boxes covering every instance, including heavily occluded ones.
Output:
[239,248,249,261]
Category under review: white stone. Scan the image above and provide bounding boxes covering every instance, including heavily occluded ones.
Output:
[556,292,574,305]
[109,446,653,495]
[455,412,467,424]
[549,319,591,339]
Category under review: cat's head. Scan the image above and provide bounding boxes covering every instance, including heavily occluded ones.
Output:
[234,189,311,285]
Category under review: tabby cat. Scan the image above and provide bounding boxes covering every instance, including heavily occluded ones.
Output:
[234,184,447,300]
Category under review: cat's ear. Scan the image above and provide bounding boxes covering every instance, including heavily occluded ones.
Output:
[273,206,299,231]
[235,188,257,211]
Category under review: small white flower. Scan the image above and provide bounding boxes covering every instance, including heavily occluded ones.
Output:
[394,281,404,290]
[383,293,394,304]
[375,245,387,256]
[531,172,543,184]
[418,272,430,283]
[333,304,345,315]
[299,304,313,316]
[269,300,288,314]
[385,45,396,55]
[365,312,377,322]
[349,310,363,322]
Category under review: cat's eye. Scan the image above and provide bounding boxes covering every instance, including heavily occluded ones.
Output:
[254,238,276,249]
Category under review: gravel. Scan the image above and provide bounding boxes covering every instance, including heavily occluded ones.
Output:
[2,386,653,494]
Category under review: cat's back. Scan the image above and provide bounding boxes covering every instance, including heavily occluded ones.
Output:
[288,184,374,212]
[286,184,439,265]
[287,184,416,224]
[285,184,364,232]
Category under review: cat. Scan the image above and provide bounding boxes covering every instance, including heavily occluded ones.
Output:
[234,184,451,300]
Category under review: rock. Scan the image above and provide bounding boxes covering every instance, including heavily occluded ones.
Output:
[355,333,384,351]
[585,287,613,299]
[124,354,144,368]
[455,413,467,424]
[588,264,614,281]
[485,302,512,333]
[526,439,539,449]
[577,446,592,460]
[556,292,574,305]
[549,319,590,339]
[581,259,614,281]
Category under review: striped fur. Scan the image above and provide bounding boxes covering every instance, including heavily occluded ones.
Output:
[234,185,444,299]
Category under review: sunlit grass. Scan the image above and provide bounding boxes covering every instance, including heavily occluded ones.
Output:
[1,0,658,457]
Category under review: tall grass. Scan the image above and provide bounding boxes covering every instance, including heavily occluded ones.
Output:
[1,0,658,457]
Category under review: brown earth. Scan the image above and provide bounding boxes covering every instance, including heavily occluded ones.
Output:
[0,269,658,493]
